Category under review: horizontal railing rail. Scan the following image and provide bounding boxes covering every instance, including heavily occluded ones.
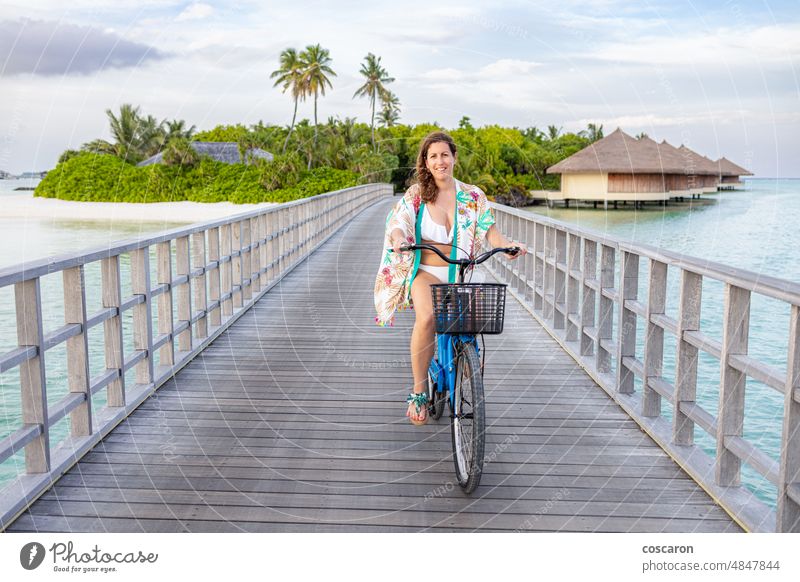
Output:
[0,183,392,529]
[486,202,800,533]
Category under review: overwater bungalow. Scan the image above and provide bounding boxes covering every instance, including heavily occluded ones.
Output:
[544,129,703,207]
[676,144,723,194]
[714,157,753,190]
[541,128,751,207]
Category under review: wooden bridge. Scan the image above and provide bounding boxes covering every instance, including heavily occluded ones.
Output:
[0,184,798,532]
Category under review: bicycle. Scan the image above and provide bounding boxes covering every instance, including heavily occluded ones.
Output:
[395,242,520,493]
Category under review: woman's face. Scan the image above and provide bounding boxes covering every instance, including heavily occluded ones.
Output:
[425,141,456,180]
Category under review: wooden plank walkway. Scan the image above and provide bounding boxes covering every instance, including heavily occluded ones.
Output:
[7,198,741,533]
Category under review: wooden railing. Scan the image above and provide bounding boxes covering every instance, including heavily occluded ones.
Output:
[486,203,800,533]
[0,183,391,529]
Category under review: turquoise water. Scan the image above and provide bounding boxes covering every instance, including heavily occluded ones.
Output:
[524,178,798,509]
[0,179,189,488]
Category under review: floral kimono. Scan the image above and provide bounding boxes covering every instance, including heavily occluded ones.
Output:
[374,178,496,327]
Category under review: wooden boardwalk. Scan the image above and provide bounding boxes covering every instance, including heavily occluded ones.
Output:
[7,198,741,533]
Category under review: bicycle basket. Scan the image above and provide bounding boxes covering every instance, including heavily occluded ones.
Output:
[430,283,508,335]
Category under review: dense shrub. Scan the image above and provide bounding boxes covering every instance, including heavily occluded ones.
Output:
[35,152,358,205]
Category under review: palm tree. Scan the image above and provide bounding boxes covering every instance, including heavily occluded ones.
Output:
[300,44,336,157]
[586,123,603,143]
[88,104,162,162]
[353,53,394,151]
[547,125,562,141]
[163,119,197,142]
[377,91,400,127]
[106,103,145,161]
[270,48,307,154]
[137,114,164,157]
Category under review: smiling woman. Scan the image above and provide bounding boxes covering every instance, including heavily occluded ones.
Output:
[373,130,527,425]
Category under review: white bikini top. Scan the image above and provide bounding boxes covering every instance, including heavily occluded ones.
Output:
[420,204,454,244]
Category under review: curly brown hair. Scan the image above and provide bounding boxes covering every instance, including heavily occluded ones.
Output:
[414,131,457,203]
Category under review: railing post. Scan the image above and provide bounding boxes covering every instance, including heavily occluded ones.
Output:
[250,217,261,295]
[232,221,243,308]
[277,208,286,277]
[258,214,268,288]
[291,206,299,265]
[15,278,49,473]
[716,283,750,486]
[674,270,702,445]
[643,260,667,416]
[778,304,800,532]
[156,241,175,366]
[533,223,544,312]
[63,266,92,437]
[175,236,193,352]
[581,239,597,357]
[617,251,639,395]
[554,229,567,330]
[241,219,252,303]
[265,213,275,283]
[101,256,125,407]
[130,247,155,385]
[302,202,309,256]
[543,226,554,322]
[597,244,616,374]
[220,224,232,317]
[522,218,535,305]
[514,215,524,294]
[191,232,208,339]
[207,228,221,328]
[566,233,581,342]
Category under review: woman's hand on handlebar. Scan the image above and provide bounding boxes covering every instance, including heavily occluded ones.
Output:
[504,244,527,260]
[389,231,410,254]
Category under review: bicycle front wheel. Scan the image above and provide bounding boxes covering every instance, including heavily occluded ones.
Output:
[450,341,485,493]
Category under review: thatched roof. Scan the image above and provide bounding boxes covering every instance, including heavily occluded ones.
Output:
[675,145,724,176]
[547,128,690,174]
[714,156,753,176]
[547,128,752,177]
[137,142,274,167]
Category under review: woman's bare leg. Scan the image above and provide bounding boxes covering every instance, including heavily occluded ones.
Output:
[408,271,438,423]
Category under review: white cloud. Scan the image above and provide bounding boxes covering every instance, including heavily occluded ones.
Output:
[590,24,800,66]
[176,2,214,22]
[419,59,541,83]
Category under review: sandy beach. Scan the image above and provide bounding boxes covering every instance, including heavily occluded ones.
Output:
[1,191,277,223]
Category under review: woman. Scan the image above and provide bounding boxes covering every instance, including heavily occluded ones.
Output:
[374,131,527,425]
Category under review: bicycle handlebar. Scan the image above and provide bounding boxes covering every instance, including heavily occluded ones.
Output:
[390,243,520,266]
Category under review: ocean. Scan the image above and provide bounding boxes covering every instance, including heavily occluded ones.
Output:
[0,178,796,509]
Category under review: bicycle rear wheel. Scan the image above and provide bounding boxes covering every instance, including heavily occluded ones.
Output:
[450,341,485,493]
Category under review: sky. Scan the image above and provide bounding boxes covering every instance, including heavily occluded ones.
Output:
[0,0,798,176]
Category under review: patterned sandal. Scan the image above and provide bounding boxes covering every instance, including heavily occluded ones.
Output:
[406,392,429,426]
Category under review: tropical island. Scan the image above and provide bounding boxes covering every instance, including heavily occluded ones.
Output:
[34,46,599,207]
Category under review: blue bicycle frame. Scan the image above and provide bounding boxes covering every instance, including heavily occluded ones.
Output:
[429,333,479,410]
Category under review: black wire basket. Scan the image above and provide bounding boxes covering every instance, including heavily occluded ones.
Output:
[430,283,508,335]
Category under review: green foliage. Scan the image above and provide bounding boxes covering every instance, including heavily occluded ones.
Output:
[36,151,358,205]
[192,124,250,143]
[49,112,601,204]
[259,152,303,191]
[58,149,81,164]
[162,138,199,168]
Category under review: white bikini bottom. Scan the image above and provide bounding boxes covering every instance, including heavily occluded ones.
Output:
[417,264,487,285]
[417,264,449,284]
